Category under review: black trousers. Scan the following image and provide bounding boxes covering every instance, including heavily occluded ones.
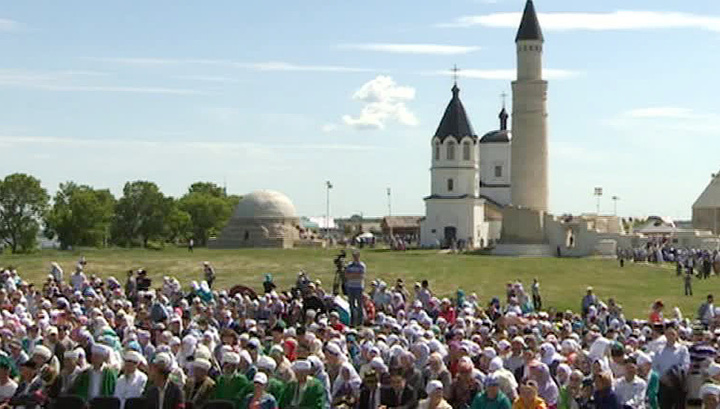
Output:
[659,382,686,409]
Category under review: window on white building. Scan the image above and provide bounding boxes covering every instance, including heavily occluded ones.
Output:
[447,141,455,160]
[463,142,471,160]
[434,142,440,160]
[494,165,502,178]
[447,178,454,192]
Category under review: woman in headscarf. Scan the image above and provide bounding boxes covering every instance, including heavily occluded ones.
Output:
[283,338,298,362]
[540,343,564,377]
[307,355,331,403]
[269,345,295,384]
[331,362,361,408]
[412,341,431,371]
[489,357,519,402]
[419,380,453,409]
[423,352,452,400]
[529,362,558,409]
[513,380,548,409]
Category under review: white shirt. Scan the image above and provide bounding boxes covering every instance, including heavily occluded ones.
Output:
[614,375,647,409]
[652,342,690,377]
[88,368,103,400]
[0,378,18,400]
[71,272,86,291]
[114,370,148,406]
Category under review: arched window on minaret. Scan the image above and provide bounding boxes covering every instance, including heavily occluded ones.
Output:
[462,141,471,160]
[447,141,455,160]
[434,141,440,160]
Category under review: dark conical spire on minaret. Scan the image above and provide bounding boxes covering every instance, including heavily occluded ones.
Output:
[499,107,509,131]
[516,0,543,42]
[434,81,476,143]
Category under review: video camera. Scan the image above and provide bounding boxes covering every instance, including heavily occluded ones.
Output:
[332,250,347,295]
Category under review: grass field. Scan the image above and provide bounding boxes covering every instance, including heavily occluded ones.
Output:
[0,247,710,320]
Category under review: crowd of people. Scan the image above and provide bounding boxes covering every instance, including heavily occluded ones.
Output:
[0,250,719,409]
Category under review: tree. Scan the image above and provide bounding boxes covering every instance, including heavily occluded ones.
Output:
[179,182,240,245]
[112,181,170,247]
[45,182,115,250]
[165,205,192,243]
[0,173,49,253]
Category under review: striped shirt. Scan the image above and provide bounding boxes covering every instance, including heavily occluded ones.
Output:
[344,261,366,290]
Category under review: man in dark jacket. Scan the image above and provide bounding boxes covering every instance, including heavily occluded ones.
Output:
[8,361,45,409]
[144,353,184,409]
[380,371,417,409]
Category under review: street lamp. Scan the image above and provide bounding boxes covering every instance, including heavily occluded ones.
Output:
[326,181,333,247]
[593,187,603,215]
[611,196,619,216]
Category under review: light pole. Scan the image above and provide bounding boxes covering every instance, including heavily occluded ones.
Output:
[326,181,333,247]
[612,196,619,216]
[387,187,393,238]
[594,187,603,215]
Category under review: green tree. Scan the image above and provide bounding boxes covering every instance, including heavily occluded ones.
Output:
[0,173,49,253]
[112,181,170,247]
[45,182,115,250]
[165,204,192,243]
[179,182,242,245]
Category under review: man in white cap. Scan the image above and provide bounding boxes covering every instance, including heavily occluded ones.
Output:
[211,352,249,407]
[183,358,215,409]
[70,344,117,401]
[241,372,278,409]
[145,352,184,409]
[255,355,285,401]
[114,351,147,407]
[49,349,82,397]
[279,360,326,409]
[700,383,720,409]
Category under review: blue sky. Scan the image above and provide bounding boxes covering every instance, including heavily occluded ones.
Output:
[2,0,720,220]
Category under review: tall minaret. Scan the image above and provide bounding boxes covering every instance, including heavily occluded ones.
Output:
[510,0,548,212]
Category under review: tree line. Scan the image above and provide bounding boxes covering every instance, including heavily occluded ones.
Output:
[0,173,240,253]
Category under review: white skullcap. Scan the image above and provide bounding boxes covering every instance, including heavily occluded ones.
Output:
[92,344,113,358]
[182,335,197,345]
[635,351,652,367]
[701,383,720,398]
[254,372,268,385]
[34,345,53,361]
[482,347,497,359]
[257,355,277,372]
[426,380,444,395]
[64,349,80,361]
[497,340,511,351]
[193,358,212,372]
[325,343,342,356]
[124,351,143,363]
[153,352,172,370]
[292,360,311,372]
[489,357,504,372]
[222,352,241,365]
[708,363,720,378]
[239,350,252,365]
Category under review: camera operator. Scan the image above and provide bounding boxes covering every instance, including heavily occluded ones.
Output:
[333,250,346,295]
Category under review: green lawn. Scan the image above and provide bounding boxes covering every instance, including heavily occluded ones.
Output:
[0,247,709,320]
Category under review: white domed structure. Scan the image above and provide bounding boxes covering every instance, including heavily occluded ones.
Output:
[210,190,300,249]
[232,190,297,219]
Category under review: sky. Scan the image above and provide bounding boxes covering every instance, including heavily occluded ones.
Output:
[2,0,720,220]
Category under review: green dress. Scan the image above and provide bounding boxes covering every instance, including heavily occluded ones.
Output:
[470,391,512,409]
[278,377,326,409]
[70,367,118,401]
[646,370,659,409]
[213,372,250,409]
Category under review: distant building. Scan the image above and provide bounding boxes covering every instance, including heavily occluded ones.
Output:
[335,215,382,236]
[382,216,422,237]
[693,172,720,234]
[209,190,300,249]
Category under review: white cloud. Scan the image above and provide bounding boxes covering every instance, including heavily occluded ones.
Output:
[322,124,338,133]
[342,76,418,130]
[0,135,382,152]
[625,107,711,119]
[173,75,241,83]
[91,57,377,73]
[424,68,580,80]
[0,69,204,95]
[340,43,481,55]
[441,11,720,31]
[0,18,21,32]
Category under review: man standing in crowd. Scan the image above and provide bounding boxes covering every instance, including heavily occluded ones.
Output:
[652,325,690,409]
[344,250,366,328]
[203,262,216,289]
[145,353,184,409]
[114,351,147,408]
